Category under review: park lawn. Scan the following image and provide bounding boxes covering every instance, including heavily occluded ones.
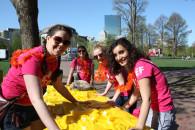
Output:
[1,58,195,75]
[151,58,195,71]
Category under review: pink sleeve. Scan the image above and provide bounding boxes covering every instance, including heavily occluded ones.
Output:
[134,61,153,80]
[21,56,42,76]
[70,58,77,69]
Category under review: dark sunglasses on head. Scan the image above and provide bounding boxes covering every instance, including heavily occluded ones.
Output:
[53,36,71,46]
[94,53,103,59]
[78,49,86,53]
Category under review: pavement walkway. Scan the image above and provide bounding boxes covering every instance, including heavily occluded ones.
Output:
[164,69,195,130]
[93,69,195,130]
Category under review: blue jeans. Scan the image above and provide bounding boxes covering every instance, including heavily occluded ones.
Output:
[115,95,137,113]
[146,108,176,130]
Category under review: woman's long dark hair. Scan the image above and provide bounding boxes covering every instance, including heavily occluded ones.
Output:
[107,37,148,75]
[42,24,73,75]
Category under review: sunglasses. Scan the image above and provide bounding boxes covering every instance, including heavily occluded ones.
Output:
[94,53,103,59]
[53,36,71,46]
[78,49,86,53]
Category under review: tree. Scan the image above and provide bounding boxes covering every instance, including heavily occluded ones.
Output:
[105,34,115,47]
[113,0,148,46]
[10,0,40,49]
[165,12,188,57]
[10,32,22,54]
[0,41,8,49]
[145,24,158,49]
[136,15,147,48]
[154,15,168,54]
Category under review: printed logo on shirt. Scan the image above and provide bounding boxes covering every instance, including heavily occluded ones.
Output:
[135,66,144,77]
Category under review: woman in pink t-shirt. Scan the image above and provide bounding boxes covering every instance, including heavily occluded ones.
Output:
[1,24,83,130]
[66,45,94,85]
[93,43,136,113]
[107,38,175,130]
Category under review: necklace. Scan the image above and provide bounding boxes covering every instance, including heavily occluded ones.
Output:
[115,71,135,92]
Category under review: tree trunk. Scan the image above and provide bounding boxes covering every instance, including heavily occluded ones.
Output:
[11,0,40,49]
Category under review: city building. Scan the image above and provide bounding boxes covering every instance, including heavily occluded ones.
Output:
[104,15,121,36]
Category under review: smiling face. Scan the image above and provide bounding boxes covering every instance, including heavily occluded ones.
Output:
[46,30,71,56]
[77,46,87,59]
[112,44,129,68]
[93,48,104,63]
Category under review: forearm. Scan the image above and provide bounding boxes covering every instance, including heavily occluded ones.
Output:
[103,82,112,95]
[128,94,138,106]
[111,89,120,101]
[136,100,150,129]
[66,74,72,85]
[66,68,74,85]
[32,99,59,130]
[56,84,77,103]
[136,78,151,129]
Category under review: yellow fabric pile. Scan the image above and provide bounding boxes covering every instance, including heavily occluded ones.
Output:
[43,85,152,130]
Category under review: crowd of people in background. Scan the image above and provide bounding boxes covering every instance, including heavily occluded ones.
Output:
[0,24,176,130]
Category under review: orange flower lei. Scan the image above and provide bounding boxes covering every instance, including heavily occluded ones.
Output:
[10,49,44,67]
[94,61,108,82]
[77,58,90,77]
[115,72,135,92]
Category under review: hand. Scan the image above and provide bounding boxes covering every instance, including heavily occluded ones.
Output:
[97,92,106,96]
[123,102,131,109]
[107,99,116,106]
[129,128,143,130]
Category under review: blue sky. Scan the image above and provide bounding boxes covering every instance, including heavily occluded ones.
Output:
[0,0,194,45]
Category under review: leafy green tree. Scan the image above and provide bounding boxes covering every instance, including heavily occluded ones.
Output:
[75,36,88,47]
[0,41,8,49]
[191,42,195,57]
[105,34,115,47]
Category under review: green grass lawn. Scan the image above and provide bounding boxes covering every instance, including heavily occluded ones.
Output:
[151,57,195,71]
[0,58,195,76]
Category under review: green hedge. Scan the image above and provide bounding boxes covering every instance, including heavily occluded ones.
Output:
[0,60,10,76]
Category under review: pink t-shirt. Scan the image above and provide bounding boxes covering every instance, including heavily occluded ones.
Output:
[70,58,94,83]
[134,58,174,112]
[1,46,58,105]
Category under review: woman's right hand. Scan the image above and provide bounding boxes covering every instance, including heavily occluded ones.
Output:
[97,92,106,96]
[122,101,131,109]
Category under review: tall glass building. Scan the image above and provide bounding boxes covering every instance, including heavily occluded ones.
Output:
[104,15,121,36]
